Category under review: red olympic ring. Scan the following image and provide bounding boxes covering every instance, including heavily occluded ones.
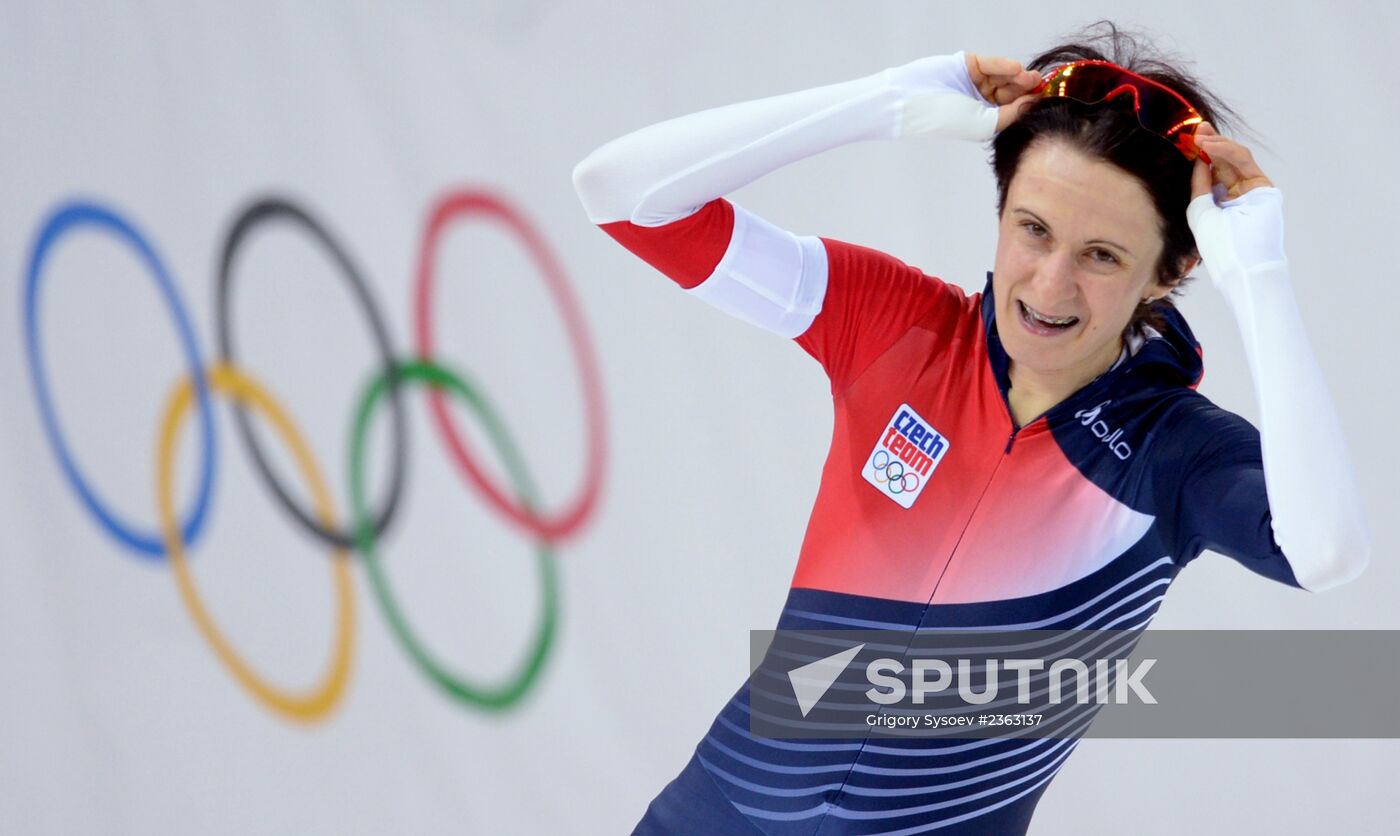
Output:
[414,189,608,543]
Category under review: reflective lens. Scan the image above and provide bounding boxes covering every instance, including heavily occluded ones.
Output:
[1034,61,1211,164]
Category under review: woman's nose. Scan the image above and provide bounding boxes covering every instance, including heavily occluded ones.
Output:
[1029,252,1077,304]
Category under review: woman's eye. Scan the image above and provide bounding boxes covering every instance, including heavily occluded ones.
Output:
[1020,223,1118,265]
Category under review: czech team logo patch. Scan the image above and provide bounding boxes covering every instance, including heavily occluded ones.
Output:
[863,403,949,509]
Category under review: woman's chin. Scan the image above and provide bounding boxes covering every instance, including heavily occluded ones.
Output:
[1004,330,1073,371]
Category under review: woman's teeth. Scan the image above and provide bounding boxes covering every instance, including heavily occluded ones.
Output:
[1020,300,1078,328]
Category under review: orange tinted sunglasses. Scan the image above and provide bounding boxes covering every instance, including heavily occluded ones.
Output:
[1032,60,1213,165]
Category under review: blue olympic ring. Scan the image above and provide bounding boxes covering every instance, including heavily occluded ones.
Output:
[872,449,890,470]
[23,200,218,559]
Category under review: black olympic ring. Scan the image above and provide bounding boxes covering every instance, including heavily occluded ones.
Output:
[216,197,408,550]
[885,460,908,493]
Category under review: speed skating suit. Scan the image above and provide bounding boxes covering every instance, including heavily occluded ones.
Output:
[572,50,1370,835]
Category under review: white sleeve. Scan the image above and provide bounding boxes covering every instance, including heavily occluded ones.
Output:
[1187,188,1372,592]
[687,204,831,339]
[571,51,999,338]
[570,50,1000,227]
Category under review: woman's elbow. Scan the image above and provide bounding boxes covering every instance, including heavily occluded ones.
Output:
[571,147,628,224]
[1293,528,1372,593]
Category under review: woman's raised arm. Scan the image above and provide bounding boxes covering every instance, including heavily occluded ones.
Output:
[572,51,1041,227]
[571,52,1040,388]
[1183,126,1371,592]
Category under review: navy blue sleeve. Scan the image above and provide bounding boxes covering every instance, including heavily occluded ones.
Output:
[1155,396,1302,588]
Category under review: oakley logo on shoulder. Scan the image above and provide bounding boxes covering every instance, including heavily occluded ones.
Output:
[863,403,950,509]
[1075,400,1132,460]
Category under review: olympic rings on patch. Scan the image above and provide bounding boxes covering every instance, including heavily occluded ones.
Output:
[21,190,605,721]
[874,459,904,483]
[889,469,920,494]
[870,451,920,495]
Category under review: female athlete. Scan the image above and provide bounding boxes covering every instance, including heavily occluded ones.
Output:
[572,20,1370,836]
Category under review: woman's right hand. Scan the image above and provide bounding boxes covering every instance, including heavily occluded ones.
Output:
[965,53,1044,132]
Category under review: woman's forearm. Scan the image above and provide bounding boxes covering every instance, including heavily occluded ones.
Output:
[1190,189,1372,591]
[571,50,997,227]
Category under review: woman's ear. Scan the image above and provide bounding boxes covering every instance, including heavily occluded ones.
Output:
[1144,272,1182,304]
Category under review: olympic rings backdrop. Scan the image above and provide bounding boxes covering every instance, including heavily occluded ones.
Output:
[3,3,1396,835]
[23,190,607,722]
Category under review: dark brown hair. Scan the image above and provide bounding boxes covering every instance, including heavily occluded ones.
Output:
[989,20,1265,333]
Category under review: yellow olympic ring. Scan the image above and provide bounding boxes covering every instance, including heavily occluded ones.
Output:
[156,363,356,723]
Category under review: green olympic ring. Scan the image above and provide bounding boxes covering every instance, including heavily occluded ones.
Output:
[349,358,559,711]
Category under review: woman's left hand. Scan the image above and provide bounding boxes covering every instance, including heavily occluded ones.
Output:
[1190,122,1275,202]
[1185,122,1286,282]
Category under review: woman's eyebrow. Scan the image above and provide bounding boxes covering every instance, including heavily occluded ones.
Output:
[1011,207,1134,257]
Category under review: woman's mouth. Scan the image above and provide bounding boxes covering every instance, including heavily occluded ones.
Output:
[1017,300,1080,336]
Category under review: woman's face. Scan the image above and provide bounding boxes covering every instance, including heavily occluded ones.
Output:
[992,139,1174,388]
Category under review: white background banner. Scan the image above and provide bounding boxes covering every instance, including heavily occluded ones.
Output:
[2,2,1395,834]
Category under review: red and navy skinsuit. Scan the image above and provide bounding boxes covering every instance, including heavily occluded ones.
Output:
[610,198,1298,835]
